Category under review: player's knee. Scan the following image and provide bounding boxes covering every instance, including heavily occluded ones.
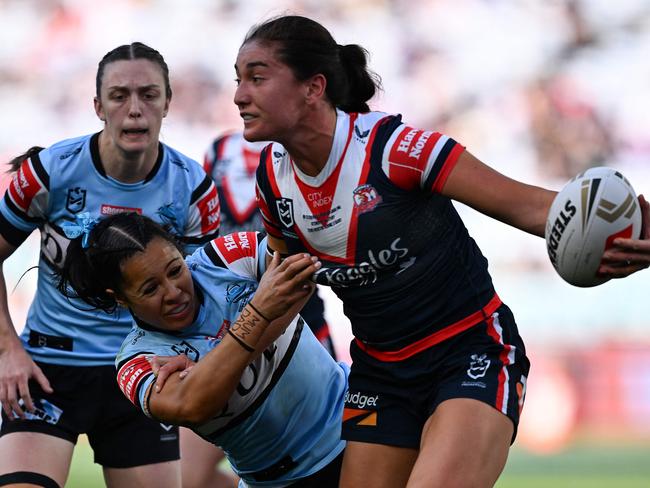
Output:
[0,471,61,488]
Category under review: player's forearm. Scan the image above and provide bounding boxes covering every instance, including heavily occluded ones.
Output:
[151,302,271,424]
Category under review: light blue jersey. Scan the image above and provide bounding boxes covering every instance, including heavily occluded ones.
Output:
[116,232,347,487]
[0,133,220,365]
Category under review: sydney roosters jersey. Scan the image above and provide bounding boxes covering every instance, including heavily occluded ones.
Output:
[116,232,347,486]
[204,132,267,236]
[0,133,220,366]
[256,110,498,351]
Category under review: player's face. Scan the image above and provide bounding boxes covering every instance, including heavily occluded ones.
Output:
[94,59,170,156]
[234,41,309,143]
[116,237,198,332]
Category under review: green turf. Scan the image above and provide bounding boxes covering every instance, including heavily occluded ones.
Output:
[66,439,650,487]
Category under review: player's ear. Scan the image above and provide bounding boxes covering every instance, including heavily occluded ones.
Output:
[106,288,127,308]
[94,97,106,122]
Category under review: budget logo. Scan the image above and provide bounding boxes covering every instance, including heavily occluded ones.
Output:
[277,198,294,228]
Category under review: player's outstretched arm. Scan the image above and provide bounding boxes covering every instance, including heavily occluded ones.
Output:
[441,150,557,237]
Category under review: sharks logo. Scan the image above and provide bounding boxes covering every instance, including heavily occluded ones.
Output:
[157,203,178,228]
[225,282,256,311]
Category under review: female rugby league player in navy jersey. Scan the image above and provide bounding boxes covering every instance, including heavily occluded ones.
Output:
[235,15,650,488]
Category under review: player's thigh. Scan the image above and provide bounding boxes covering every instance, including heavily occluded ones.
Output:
[0,432,74,487]
[408,398,512,488]
[180,427,229,487]
[339,441,417,488]
[103,460,181,488]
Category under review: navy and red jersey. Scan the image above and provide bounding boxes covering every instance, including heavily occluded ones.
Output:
[256,110,500,357]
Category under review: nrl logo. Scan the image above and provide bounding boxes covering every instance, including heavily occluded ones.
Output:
[276,198,295,228]
[66,187,86,214]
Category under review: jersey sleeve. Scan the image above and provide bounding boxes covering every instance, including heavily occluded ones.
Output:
[116,353,157,418]
[255,146,284,239]
[0,150,50,246]
[380,124,465,193]
[182,173,221,252]
[202,231,266,280]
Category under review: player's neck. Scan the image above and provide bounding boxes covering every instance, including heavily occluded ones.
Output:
[99,133,158,183]
[285,106,337,177]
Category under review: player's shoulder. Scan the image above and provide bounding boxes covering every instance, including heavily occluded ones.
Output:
[191,231,265,279]
[39,133,93,168]
[161,142,205,176]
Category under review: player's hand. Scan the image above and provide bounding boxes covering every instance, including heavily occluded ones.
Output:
[149,354,196,393]
[250,252,319,321]
[600,194,650,277]
[0,339,53,419]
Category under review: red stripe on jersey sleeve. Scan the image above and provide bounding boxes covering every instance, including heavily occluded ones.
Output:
[213,231,258,264]
[8,160,43,212]
[431,143,464,193]
[196,184,221,234]
[117,355,153,405]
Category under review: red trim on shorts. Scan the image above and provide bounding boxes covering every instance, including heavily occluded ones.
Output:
[355,293,502,362]
[486,313,513,414]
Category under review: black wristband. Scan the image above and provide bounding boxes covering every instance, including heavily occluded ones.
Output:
[248,302,271,322]
[227,329,255,353]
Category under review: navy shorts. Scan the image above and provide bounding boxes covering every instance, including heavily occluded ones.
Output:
[342,304,529,448]
[0,362,179,468]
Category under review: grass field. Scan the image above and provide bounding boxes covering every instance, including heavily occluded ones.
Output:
[66,439,650,487]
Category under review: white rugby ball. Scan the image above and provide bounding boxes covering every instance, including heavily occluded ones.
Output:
[545,167,642,287]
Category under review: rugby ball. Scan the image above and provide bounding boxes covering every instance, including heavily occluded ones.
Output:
[545,167,642,287]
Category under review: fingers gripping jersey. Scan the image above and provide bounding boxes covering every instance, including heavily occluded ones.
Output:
[205,132,335,357]
[0,133,220,365]
[256,110,498,351]
[116,232,347,486]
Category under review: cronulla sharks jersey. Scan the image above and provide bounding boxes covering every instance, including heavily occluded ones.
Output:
[256,110,500,353]
[0,133,220,365]
[116,232,347,487]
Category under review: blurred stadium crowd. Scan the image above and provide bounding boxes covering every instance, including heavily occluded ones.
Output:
[1,0,649,449]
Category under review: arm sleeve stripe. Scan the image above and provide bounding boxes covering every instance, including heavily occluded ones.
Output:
[190,174,214,205]
[0,212,30,247]
[30,152,50,190]
[430,143,465,193]
[204,240,226,268]
[179,229,220,245]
